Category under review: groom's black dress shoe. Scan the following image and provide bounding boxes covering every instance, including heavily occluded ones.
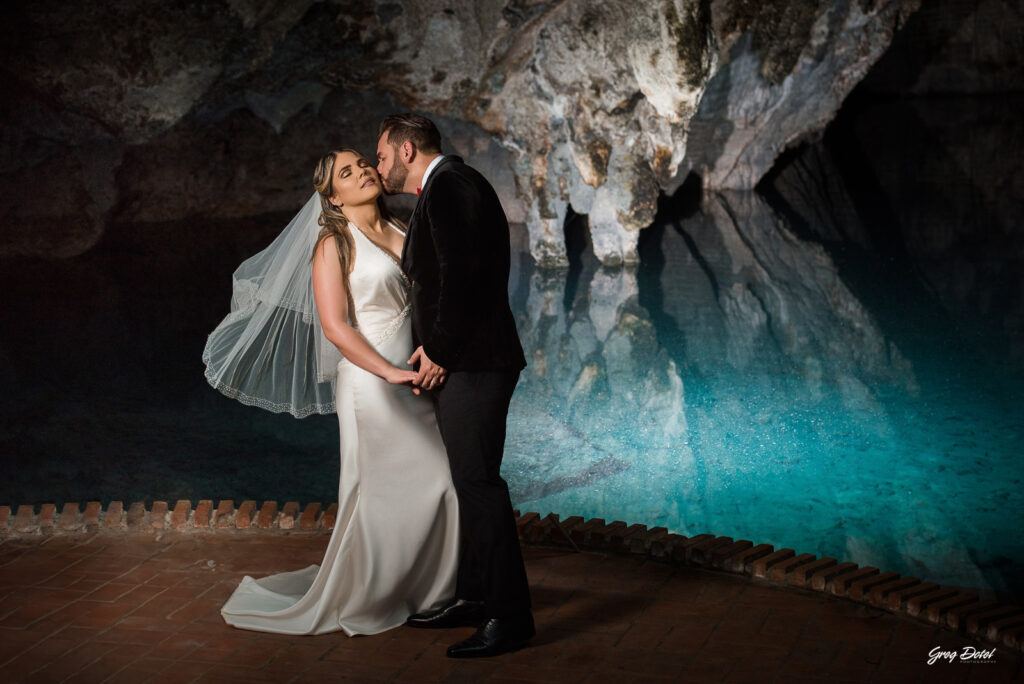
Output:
[405,598,485,629]
[446,614,535,658]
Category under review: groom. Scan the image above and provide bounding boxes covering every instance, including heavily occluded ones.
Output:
[376,114,534,658]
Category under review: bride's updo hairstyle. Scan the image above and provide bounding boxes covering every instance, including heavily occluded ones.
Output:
[312,149,404,328]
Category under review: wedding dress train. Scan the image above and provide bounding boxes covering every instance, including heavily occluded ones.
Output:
[220,223,459,635]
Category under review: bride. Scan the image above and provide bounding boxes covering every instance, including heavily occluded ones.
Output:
[202,148,460,635]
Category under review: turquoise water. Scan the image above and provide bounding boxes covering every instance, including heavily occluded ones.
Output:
[502,192,1023,599]
[1,188,1020,602]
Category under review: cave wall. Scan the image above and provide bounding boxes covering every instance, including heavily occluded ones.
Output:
[1,0,919,264]
[858,0,1024,95]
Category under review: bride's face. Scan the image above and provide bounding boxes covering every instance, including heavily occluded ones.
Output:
[329,151,382,208]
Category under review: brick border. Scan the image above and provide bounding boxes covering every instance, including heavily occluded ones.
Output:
[2,501,1021,653]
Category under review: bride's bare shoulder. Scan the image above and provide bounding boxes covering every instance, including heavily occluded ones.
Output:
[313,232,357,275]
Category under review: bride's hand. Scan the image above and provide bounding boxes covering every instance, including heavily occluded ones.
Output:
[383,367,418,385]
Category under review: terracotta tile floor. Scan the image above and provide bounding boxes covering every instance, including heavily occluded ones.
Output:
[0,533,1020,683]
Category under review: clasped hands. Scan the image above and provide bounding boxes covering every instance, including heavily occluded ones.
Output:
[385,346,447,394]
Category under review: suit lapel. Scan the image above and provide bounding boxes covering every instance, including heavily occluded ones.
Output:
[400,202,418,271]
[401,156,462,272]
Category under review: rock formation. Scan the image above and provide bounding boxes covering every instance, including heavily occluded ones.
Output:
[1,0,920,264]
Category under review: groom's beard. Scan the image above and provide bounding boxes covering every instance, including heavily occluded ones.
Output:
[383,159,409,195]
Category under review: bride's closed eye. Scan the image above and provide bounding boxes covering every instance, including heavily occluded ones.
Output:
[341,160,372,179]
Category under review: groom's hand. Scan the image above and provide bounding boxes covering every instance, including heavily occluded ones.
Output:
[408,346,447,393]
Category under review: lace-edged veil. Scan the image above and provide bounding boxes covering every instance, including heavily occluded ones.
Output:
[202,193,342,418]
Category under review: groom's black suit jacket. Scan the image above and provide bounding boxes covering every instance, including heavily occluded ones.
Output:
[401,156,526,373]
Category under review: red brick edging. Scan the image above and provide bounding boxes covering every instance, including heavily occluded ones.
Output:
[2,500,1022,652]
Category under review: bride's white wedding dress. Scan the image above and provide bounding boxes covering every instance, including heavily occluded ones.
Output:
[220,223,460,636]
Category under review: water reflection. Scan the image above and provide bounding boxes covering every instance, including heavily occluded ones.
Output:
[507,264,688,509]
[504,189,1022,598]
[1,186,1020,601]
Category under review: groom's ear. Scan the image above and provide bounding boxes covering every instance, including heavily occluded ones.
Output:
[401,140,415,163]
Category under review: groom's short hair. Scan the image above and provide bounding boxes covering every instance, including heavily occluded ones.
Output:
[378,114,442,155]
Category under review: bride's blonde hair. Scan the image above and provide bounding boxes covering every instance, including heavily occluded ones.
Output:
[311,149,405,328]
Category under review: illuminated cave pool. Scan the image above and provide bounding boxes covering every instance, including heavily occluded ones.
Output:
[501,196,1023,600]
[1,190,1020,603]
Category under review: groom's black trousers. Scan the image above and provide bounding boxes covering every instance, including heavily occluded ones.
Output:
[431,369,532,618]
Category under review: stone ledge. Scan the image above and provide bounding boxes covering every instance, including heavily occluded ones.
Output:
[1,500,1020,653]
